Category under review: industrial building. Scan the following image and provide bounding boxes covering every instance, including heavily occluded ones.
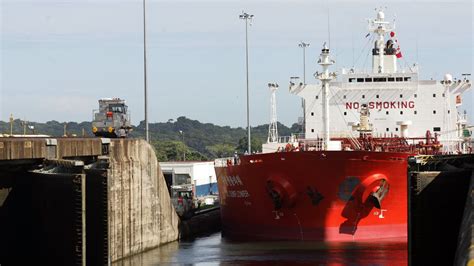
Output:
[160,161,218,197]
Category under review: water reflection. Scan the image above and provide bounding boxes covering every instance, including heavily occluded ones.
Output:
[113,232,407,266]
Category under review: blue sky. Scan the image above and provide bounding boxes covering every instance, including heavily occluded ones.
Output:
[1,0,472,127]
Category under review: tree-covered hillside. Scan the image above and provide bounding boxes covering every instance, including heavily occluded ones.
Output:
[0,116,301,161]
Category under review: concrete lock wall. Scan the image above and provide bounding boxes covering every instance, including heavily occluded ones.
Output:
[108,139,179,262]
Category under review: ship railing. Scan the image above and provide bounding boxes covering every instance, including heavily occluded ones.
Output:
[340,66,419,75]
[276,133,305,144]
[347,136,362,150]
[308,131,356,139]
[300,138,324,151]
[439,139,472,154]
[270,135,472,154]
[329,131,362,150]
[395,135,472,155]
[292,133,305,139]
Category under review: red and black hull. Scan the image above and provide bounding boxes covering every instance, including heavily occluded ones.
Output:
[215,150,410,242]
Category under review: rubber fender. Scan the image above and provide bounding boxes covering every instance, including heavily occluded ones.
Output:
[266,176,297,208]
[354,173,389,208]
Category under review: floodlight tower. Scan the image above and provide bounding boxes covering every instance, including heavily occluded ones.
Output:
[143,0,149,142]
[267,83,279,143]
[239,11,254,153]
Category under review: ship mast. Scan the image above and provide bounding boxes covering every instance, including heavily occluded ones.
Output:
[368,9,395,74]
[267,83,279,143]
[315,43,336,150]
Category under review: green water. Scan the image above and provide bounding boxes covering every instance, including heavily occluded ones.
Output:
[113,232,407,266]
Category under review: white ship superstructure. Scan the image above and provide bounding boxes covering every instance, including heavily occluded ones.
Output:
[289,10,472,153]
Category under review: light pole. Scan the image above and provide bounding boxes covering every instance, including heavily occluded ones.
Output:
[143,0,149,143]
[22,120,27,136]
[179,130,185,161]
[239,11,253,154]
[299,41,310,135]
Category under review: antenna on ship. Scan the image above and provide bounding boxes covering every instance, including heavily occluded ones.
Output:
[267,83,279,143]
[315,43,336,150]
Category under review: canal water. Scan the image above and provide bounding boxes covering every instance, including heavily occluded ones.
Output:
[113,232,407,265]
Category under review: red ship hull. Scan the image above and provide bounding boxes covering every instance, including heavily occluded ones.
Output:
[215,150,410,242]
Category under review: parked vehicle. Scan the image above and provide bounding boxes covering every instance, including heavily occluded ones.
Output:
[171,184,197,219]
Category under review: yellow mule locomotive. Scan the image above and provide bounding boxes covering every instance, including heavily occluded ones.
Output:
[92,98,132,138]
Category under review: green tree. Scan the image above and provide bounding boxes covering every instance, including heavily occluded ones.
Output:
[206,143,235,158]
[152,140,208,162]
[236,136,263,154]
[291,122,303,133]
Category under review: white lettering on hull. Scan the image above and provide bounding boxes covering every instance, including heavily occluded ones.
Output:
[222,175,243,187]
[227,190,250,198]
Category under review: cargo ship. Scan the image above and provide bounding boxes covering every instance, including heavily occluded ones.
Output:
[215,9,472,242]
